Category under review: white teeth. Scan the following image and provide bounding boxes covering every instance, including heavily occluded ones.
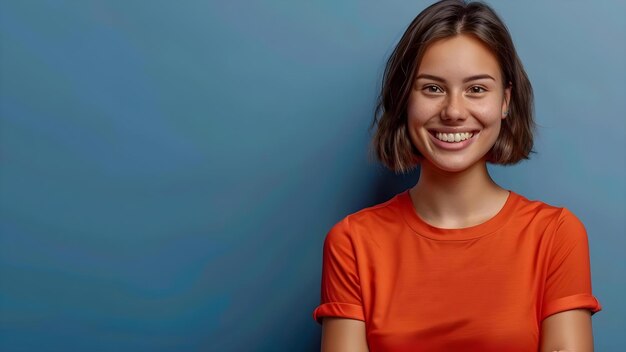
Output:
[435,132,474,143]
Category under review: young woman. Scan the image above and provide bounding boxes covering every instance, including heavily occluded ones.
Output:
[312,1,602,351]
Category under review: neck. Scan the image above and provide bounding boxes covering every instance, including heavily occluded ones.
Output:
[410,159,508,228]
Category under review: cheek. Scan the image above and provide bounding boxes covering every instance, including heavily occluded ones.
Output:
[406,101,434,154]
[481,115,503,148]
[469,99,505,124]
[407,97,436,127]
[406,101,426,139]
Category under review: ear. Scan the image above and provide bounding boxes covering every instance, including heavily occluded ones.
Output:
[502,83,512,119]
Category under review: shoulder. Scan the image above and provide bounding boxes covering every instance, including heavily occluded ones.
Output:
[511,192,587,239]
[511,191,561,216]
[326,192,406,243]
[511,192,579,221]
[348,192,404,223]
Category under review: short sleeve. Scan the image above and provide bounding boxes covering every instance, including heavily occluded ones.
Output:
[541,208,602,321]
[312,217,365,325]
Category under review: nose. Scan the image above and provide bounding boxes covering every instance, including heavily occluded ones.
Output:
[441,92,466,122]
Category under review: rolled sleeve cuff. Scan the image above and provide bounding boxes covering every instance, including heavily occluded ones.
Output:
[312,302,365,325]
[542,293,602,321]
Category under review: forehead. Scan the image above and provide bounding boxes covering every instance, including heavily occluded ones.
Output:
[417,34,503,82]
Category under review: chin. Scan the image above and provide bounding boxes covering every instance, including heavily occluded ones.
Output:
[423,155,484,173]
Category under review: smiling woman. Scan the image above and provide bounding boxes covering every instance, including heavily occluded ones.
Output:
[312,0,602,351]
[407,34,510,173]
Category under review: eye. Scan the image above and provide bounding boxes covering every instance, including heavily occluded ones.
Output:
[468,86,487,94]
[423,85,444,94]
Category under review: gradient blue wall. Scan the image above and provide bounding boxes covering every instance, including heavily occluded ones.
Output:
[1,1,624,350]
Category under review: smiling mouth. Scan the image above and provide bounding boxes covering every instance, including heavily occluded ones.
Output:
[429,130,478,143]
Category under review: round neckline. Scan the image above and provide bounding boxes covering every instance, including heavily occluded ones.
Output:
[398,189,519,241]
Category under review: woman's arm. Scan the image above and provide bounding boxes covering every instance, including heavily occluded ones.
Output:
[320,309,593,351]
[540,309,594,352]
[321,317,369,352]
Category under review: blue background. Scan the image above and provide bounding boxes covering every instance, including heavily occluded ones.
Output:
[1,1,624,350]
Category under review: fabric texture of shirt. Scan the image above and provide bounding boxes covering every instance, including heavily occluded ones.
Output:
[312,190,602,351]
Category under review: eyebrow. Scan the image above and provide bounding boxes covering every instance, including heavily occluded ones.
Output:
[415,73,496,83]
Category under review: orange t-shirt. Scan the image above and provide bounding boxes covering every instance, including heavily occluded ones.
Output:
[312,190,601,351]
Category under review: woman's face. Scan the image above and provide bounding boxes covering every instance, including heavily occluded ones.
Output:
[407,34,510,173]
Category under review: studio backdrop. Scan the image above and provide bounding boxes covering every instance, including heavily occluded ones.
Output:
[0,0,624,351]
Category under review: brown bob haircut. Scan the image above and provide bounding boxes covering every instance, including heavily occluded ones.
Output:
[372,0,534,173]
